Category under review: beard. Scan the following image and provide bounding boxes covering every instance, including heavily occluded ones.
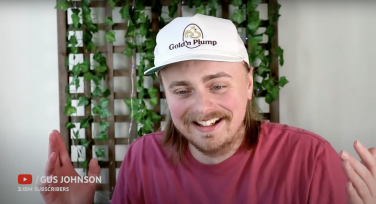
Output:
[178,110,245,157]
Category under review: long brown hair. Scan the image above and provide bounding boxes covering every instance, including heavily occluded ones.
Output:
[159,63,264,161]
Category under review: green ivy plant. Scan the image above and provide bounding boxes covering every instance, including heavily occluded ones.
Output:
[229,0,288,103]
[55,0,113,172]
[119,0,170,137]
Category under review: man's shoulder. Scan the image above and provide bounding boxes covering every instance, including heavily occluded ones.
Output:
[128,131,165,151]
[261,122,329,146]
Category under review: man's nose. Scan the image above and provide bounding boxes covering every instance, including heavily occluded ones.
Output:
[192,91,216,114]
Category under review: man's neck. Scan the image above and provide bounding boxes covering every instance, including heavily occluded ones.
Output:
[188,135,244,165]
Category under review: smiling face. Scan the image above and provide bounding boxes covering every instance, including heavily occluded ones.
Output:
[160,60,254,156]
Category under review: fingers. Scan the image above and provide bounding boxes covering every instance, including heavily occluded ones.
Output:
[346,182,364,204]
[52,130,71,166]
[88,158,101,178]
[355,141,376,179]
[341,159,373,202]
[369,148,376,159]
[45,152,57,176]
[48,132,58,158]
[87,158,101,189]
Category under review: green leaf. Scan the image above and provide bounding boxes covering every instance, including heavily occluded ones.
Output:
[99,98,109,109]
[139,23,148,37]
[195,5,206,15]
[73,130,80,139]
[247,0,261,12]
[92,105,102,115]
[80,160,88,171]
[96,131,108,141]
[105,17,114,26]
[84,72,93,81]
[122,47,134,57]
[72,64,81,76]
[95,148,106,158]
[66,93,71,103]
[231,0,242,6]
[95,65,107,73]
[69,35,78,46]
[265,92,274,104]
[269,85,280,99]
[125,22,136,38]
[79,60,90,73]
[257,65,270,76]
[148,111,161,123]
[65,122,76,130]
[70,76,80,90]
[92,87,103,97]
[277,46,284,66]
[109,0,115,9]
[93,52,106,65]
[105,30,116,42]
[100,121,110,132]
[100,109,112,119]
[265,25,274,36]
[80,116,92,129]
[158,16,166,28]
[145,40,156,50]
[279,76,289,87]
[64,105,76,116]
[139,12,147,23]
[145,51,154,61]
[208,0,219,16]
[78,96,89,106]
[168,4,178,18]
[69,46,78,54]
[247,19,261,33]
[55,0,70,11]
[103,87,111,97]
[65,57,69,67]
[71,12,80,28]
[124,98,139,111]
[231,9,245,24]
[192,0,201,7]
[92,75,101,86]
[86,41,96,51]
[80,139,90,148]
[126,41,136,49]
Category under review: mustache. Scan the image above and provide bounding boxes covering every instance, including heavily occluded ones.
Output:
[182,110,232,125]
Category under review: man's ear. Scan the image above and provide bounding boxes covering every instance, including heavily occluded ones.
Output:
[246,67,254,100]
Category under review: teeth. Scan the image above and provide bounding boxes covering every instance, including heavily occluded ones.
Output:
[196,118,220,126]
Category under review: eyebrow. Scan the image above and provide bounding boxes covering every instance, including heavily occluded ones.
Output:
[168,72,232,89]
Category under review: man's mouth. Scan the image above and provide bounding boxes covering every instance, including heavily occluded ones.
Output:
[193,118,222,126]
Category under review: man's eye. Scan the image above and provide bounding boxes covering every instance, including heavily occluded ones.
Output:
[176,90,187,95]
[213,85,223,90]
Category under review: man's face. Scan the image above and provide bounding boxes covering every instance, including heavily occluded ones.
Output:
[161,60,253,155]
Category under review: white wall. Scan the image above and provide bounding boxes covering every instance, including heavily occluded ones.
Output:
[0,1,59,203]
[0,0,375,203]
[279,0,376,155]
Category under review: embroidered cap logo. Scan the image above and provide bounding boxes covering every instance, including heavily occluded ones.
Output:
[168,23,217,50]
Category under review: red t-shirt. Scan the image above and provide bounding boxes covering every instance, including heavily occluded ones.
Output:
[111,122,348,204]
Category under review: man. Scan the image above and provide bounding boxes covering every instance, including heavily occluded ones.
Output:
[40,14,376,204]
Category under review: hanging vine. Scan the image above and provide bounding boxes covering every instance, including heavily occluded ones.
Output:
[55,0,112,172]
[230,0,288,103]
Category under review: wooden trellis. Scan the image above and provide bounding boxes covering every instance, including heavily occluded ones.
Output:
[56,0,280,201]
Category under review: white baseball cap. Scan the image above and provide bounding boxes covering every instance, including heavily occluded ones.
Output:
[144,14,250,76]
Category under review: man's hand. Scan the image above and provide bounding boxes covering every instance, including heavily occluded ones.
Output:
[39,130,101,204]
[340,141,376,204]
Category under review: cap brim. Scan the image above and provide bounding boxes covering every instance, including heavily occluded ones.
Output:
[144,53,244,76]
